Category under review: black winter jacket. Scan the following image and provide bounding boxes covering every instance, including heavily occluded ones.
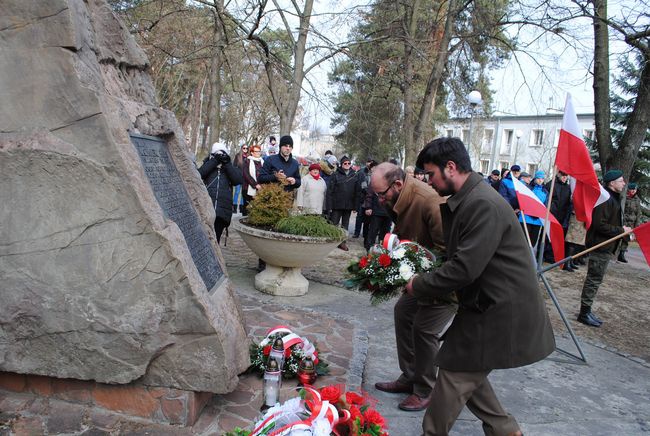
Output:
[326,167,361,211]
[585,187,624,253]
[198,155,243,224]
[546,176,572,227]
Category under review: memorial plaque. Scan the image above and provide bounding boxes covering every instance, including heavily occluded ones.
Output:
[131,134,223,290]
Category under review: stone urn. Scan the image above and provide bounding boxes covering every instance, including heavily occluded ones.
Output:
[234,219,344,296]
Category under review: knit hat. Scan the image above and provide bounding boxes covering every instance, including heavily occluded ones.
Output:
[279,135,293,147]
[491,169,501,176]
[326,155,338,166]
[534,170,545,179]
[510,164,521,172]
[628,182,638,190]
[520,171,531,178]
[340,155,351,164]
[309,163,321,171]
[211,141,228,154]
[603,169,623,183]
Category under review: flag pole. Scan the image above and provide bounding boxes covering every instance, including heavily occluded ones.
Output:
[539,228,634,273]
[537,164,558,267]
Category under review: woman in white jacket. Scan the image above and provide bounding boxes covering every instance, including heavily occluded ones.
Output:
[296,163,327,215]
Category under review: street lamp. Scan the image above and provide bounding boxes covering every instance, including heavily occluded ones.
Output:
[513,129,523,166]
[467,90,482,159]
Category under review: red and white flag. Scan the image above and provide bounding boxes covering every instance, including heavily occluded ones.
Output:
[555,94,609,229]
[634,222,650,267]
[512,176,565,262]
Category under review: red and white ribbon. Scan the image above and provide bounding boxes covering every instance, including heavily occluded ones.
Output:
[259,325,319,363]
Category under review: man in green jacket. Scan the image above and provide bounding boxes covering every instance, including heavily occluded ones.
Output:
[618,182,641,263]
[407,137,555,436]
[578,170,631,327]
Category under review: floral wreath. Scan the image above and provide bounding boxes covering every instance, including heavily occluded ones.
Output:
[249,326,329,378]
[225,385,388,436]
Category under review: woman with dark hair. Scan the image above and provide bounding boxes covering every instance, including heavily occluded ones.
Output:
[232,144,249,214]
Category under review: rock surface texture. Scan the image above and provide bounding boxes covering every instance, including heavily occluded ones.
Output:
[0,0,249,393]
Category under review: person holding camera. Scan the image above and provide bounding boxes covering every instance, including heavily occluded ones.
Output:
[199,142,243,242]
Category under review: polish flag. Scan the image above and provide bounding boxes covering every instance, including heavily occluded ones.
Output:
[555,94,609,229]
[512,176,565,262]
[634,222,650,267]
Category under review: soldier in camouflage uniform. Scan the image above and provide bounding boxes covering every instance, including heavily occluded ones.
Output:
[618,182,641,263]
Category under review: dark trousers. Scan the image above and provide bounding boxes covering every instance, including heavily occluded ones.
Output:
[354,205,367,236]
[365,215,392,250]
[330,209,352,234]
[214,217,228,243]
[580,251,612,308]
[422,369,520,436]
[394,294,456,398]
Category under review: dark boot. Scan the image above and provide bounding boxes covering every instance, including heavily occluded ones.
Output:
[337,241,349,251]
[563,262,575,272]
[575,256,586,266]
[569,259,579,270]
[618,251,628,263]
[577,305,602,327]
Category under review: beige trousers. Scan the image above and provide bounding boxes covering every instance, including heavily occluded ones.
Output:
[422,369,520,436]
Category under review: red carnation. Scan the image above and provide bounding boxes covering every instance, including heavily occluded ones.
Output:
[378,254,391,267]
[262,345,271,356]
[319,385,342,403]
[359,256,369,268]
[348,405,364,430]
[284,348,292,358]
[345,391,364,405]
[363,408,385,428]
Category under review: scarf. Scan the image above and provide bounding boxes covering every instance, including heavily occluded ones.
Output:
[247,155,264,196]
[312,173,320,181]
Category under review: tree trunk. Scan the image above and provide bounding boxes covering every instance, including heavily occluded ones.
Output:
[206,5,224,146]
[592,0,613,171]
[611,58,650,182]
[401,0,420,165]
[411,0,457,163]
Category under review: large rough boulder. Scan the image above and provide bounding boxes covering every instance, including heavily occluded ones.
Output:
[0,0,249,393]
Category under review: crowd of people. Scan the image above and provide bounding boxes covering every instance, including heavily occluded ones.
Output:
[198,134,639,435]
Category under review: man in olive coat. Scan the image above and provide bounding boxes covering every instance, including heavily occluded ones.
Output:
[407,137,555,436]
[371,163,456,412]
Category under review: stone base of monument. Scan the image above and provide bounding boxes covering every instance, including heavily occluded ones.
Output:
[234,220,344,296]
[0,371,211,427]
[255,265,311,296]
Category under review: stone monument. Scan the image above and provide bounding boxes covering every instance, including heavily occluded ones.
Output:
[0,0,249,402]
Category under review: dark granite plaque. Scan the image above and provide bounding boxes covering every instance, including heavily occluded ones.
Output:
[130,134,223,290]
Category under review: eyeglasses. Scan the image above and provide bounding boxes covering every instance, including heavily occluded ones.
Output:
[342,162,351,165]
[376,181,395,198]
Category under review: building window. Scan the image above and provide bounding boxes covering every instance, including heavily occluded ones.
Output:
[482,129,494,153]
[446,129,454,138]
[500,161,510,171]
[527,163,538,175]
[501,129,513,154]
[462,129,470,144]
[480,159,490,175]
[531,129,544,147]
[584,129,595,141]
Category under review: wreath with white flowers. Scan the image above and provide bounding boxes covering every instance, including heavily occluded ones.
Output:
[249,326,329,379]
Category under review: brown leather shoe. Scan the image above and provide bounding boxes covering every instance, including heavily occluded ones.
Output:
[374,380,413,394]
[337,241,349,251]
[398,393,431,411]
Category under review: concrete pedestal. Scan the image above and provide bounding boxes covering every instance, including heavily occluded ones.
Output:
[254,265,310,296]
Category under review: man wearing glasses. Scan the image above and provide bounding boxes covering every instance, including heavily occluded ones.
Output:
[325,156,361,251]
[258,135,301,191]
[370,162,455,412]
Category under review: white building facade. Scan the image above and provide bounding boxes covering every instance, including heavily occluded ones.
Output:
[437,113,596,176]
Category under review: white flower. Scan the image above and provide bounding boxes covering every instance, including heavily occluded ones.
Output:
[420,257,431,270]
[399,263,414,281]
[392,247,406,259]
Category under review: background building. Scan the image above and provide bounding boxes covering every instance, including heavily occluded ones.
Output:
[438,113,596,176]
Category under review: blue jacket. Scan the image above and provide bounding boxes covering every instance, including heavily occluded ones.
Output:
[518,183,548,226]
[498,175,518,209]
[258,154,301,191]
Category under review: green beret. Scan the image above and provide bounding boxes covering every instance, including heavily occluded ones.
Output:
[603,169,623,183]
[628,182,638,190]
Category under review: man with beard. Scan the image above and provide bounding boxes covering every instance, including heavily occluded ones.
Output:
[370,162,456,412]
[406,137,555,436]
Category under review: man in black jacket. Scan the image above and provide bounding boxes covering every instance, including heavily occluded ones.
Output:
[258,135,301,191]
[199,142,243,242]
[326,156,360,251]
[578,170,631,327]
[544,171,575,268]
